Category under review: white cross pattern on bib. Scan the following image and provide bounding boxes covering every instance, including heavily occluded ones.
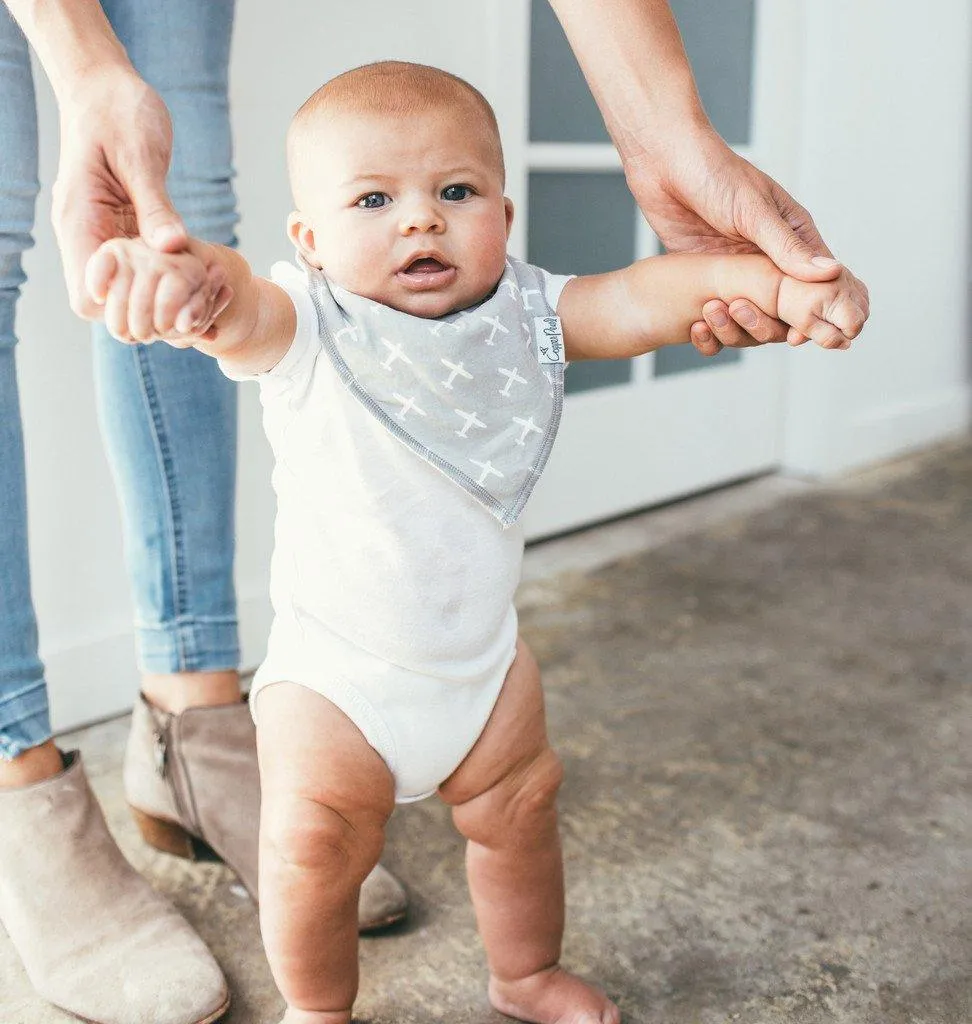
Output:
[440,358,473,389]
[498,367,528,396]
[454,408,487,438]
[393,394,427,420]
[380,338,411,370]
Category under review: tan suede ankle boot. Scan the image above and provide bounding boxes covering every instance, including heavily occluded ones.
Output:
[124,692,408,931]
[0,750,229,1024]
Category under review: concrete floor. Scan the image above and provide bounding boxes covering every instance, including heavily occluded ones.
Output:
[3,439,971,1024]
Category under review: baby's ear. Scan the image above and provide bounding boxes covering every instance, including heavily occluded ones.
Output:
[287,211,323,269]
[504,197,515,240]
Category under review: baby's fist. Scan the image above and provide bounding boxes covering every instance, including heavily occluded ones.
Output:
[85,238,229,345]
[777,268,869,351]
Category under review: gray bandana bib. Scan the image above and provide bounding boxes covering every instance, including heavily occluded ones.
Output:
[302,258,565,526]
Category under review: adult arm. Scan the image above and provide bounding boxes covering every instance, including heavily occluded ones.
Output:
[548,0,841,353]
[3,0,225,321]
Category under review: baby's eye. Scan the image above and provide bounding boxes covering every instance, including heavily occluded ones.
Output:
[356,192,390,209]
[441,184,474,202]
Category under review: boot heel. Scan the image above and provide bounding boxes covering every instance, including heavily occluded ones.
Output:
[129,805,195,860]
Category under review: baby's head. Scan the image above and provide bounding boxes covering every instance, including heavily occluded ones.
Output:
[287,61,513,318]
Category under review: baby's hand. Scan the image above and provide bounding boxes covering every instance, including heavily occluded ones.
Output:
[85,238,231,346]
[777,267,869,351]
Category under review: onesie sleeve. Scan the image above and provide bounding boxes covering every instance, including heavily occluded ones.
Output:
[217,261,322,385]
[507,257,574,314]
[536,266,575,313]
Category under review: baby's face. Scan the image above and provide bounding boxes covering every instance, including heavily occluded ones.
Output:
[289,106,513,318]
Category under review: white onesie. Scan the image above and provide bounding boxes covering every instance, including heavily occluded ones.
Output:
[228,258,571,801]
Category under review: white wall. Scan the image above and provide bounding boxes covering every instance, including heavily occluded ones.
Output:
[782,2,972,475]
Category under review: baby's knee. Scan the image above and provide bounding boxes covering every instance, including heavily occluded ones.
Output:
[455,746,564,846]
[262,792,384,885]
[509,747,564,827]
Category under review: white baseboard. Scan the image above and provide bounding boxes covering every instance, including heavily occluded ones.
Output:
[784,382,972,477]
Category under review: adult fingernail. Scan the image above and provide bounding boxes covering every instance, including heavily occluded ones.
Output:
[811,256,840,268]
[707,309,729,328]
[736,307,758,329]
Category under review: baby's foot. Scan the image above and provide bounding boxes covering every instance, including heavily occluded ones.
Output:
[489,965,621,1024]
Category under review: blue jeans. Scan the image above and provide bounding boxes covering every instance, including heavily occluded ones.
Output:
[0,0,239,759]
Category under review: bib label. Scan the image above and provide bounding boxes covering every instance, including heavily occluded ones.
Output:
[534,316,565,364]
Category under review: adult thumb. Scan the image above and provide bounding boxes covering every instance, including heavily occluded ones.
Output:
[749,187,841,283]
[131,175,188,252]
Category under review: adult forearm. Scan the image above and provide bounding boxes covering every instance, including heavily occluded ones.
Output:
[547,0,707,160]
[4,0,131,101]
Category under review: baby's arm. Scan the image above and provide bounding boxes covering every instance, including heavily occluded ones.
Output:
[558,253,868,361]
[86,237,296,376]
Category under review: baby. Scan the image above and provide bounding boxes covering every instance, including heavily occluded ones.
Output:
[87,62,868,1024]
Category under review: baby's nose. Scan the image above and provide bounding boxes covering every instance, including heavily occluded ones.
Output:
[400,200,445,234]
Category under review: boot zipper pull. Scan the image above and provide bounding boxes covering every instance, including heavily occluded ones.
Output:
[153,730,168,778]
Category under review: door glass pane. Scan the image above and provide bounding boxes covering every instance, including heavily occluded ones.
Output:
[529,0,754,146]
[565,353,632,395]
[528,172,635,395]
[654,343,741,377]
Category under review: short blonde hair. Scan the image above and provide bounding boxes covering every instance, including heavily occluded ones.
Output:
[287,61,504,202]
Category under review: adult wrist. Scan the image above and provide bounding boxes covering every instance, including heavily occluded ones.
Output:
[52,54,137,111]
[617,103,713,173]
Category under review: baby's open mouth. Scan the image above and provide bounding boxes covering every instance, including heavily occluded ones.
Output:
[397,255,457,291]
[403,256,450,274]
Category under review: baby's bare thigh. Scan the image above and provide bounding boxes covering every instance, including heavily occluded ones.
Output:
[438,637,551,807]
[255,681,395,817]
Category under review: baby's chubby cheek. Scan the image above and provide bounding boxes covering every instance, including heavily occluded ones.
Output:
[464,228,509,289]
[481,227,510,268]
[321,249,385,300]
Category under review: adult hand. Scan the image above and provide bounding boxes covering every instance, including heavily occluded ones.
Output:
[623,123,842,356]
[51,64,225,323]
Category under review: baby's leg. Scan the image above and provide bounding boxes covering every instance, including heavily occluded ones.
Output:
[256,682,395,1024]
[439,639,620,1024]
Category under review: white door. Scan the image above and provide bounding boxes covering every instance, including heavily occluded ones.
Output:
[493,1,801,539]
